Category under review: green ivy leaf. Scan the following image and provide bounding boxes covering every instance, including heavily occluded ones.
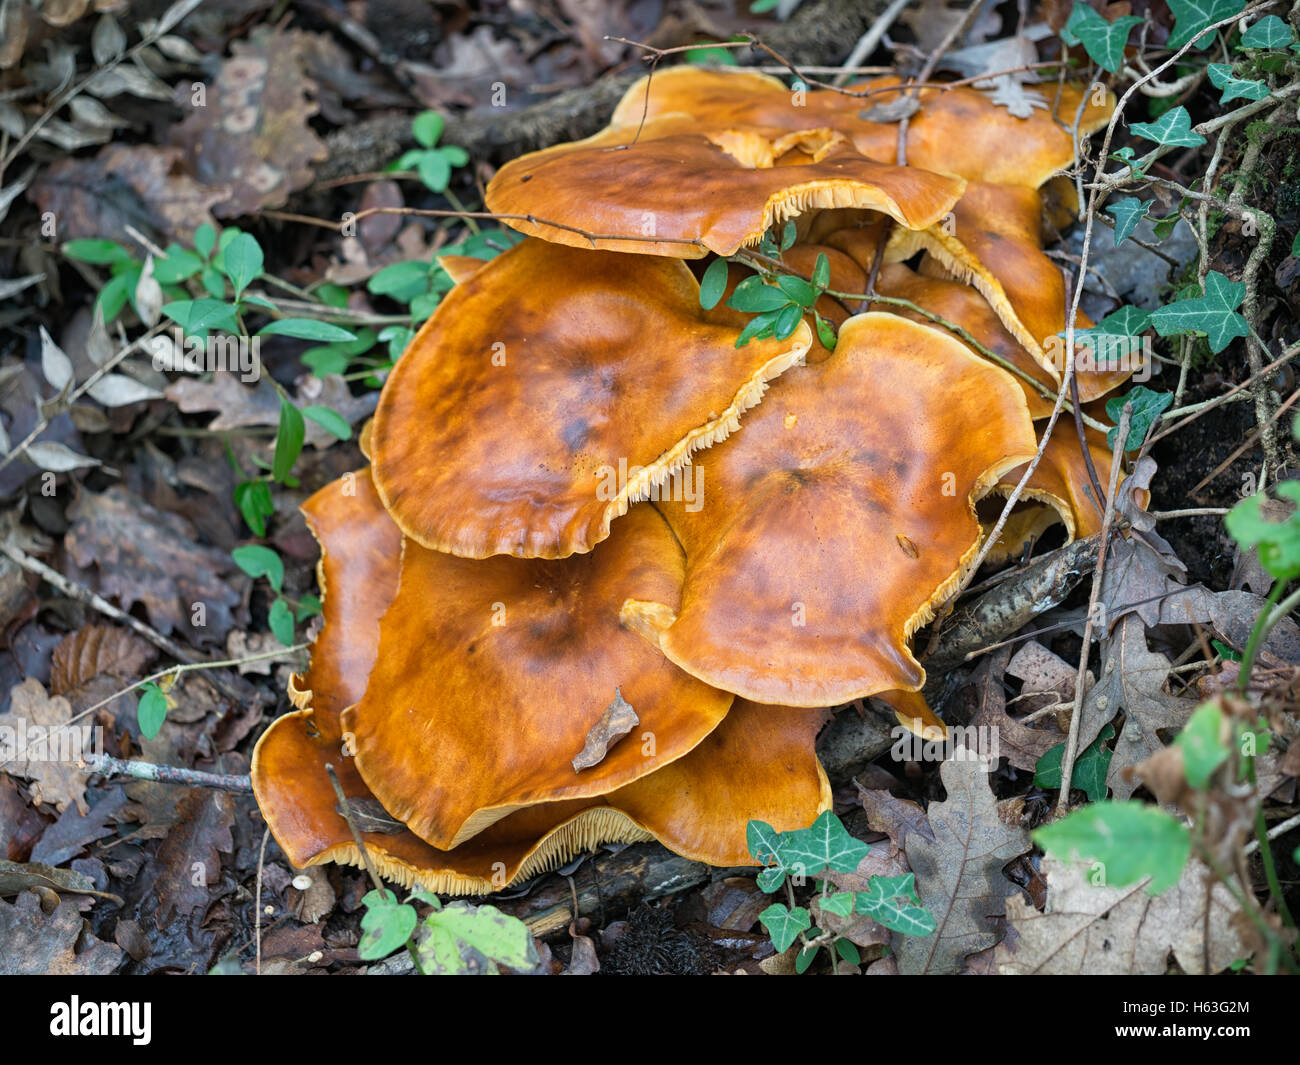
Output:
[854,874,936,936]
[231,544,284,592]
[1105,385,1173,450]
[1062,2,1141,72]
[358,889,418,960]
[1128,105,1206,148]
[758,902,811,953]
[1104,197,1150,245]
[1033,801,1191,893]
[1076,304,1153,341]
[221,232,263,300]
[1166,0,1246,51]
[821,891,856,918]
[699,257,730,310]
[1035,724,1116,801]
[1175,702,1230,789]
[774,810,871,876]
[268,596,295,646]
[747,819,785,867]
[1148,270,1248,353]
[136,682,168,740]
[1225,481,1300,580]
[1238,14,1294,49]
[303,405,352,441]
[1206,63,1270,102]
[257,318,358,342]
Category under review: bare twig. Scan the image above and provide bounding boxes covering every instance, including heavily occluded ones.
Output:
[84,753,252,792]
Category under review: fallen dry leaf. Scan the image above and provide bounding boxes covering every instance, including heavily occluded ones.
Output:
[1076,613,1196,800]
[898,751,1030,974]
[965,648,1063,772]
[28,144,227,245]
[0,678,92,814]
[65,485,245,647]
[997,855,1250,975]
[572,687,638,771]
[149,789,235,927]
[0,890,122,974]
[50,624,156,699]
[169,28,328,217]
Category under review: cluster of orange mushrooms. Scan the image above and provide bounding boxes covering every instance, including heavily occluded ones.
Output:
[252,69,1133,894]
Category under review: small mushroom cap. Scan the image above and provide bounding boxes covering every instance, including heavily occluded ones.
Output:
[346,502,734,849]
[371,239,810,559]
[484,116,966,257]
[640,312,1038,707]
[995,425,1117,540]
[610,67,1114,188]
[252,699,828,895]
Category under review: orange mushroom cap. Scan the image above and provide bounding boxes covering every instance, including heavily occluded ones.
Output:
[994,424,1118,540]
[609,67,1114,189]
[253,699,828,895]
[345,501,735,849]
[632,312,1037,707]
[484,115,965,257]
[370,238,810,560]
[252,471,826,893]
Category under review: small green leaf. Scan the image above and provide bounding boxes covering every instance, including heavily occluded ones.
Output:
[415,901,539,974]
[359,889,418,960]
[815,314,837,351]
[1128,105,1205,148]
[233,479,274,537]
[63,239,132,265]
[1148,270,1248,353]
[777,274,818,308]
[441,145,469,168]
[774,301,804,340]
[1035,724,1115,801]
[1105,385,1173,450]
[1225,481,1300,580]
[272,398,305,483]
[1104,197,1150,245]
[137,683,168,739]
[161,298,239,335]
[268,596,295,646]
[759,902,811,953]
[1206,63,1270,102]
[221,232,263,300]
[683,45,738,65]
[821,891,856,918]
[779,219,797,251]
[734,308,781,348]
[412,110,444,148]
[231,544,284,592]
[294,593,322,622]
[1033,801,1191,893]
[95,273,133,322]
[369,260,430,303]
[727,281,791,313]
[1062,2,1141,73]
[1175,702,1230,789]
[1166,0,1246,51]
[257,318,358,342]
[794,945,818,973]
[418,151,452,192]
[151,245,204,284]
[811,253,830,292]
[194,223,216,259]
[699,257,730,310]
[836,939,861,965]
[303,405,351,440]
[1238,14,1293,49]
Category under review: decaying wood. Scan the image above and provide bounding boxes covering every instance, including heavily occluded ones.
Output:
[317,0,892,180]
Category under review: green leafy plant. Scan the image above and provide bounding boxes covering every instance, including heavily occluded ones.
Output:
[135,680,169,740]
[230,544,312,646]
[748,810,935,972]
[358,887,539,975]
[1035,723,1115,801]
[391,111,470,194]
